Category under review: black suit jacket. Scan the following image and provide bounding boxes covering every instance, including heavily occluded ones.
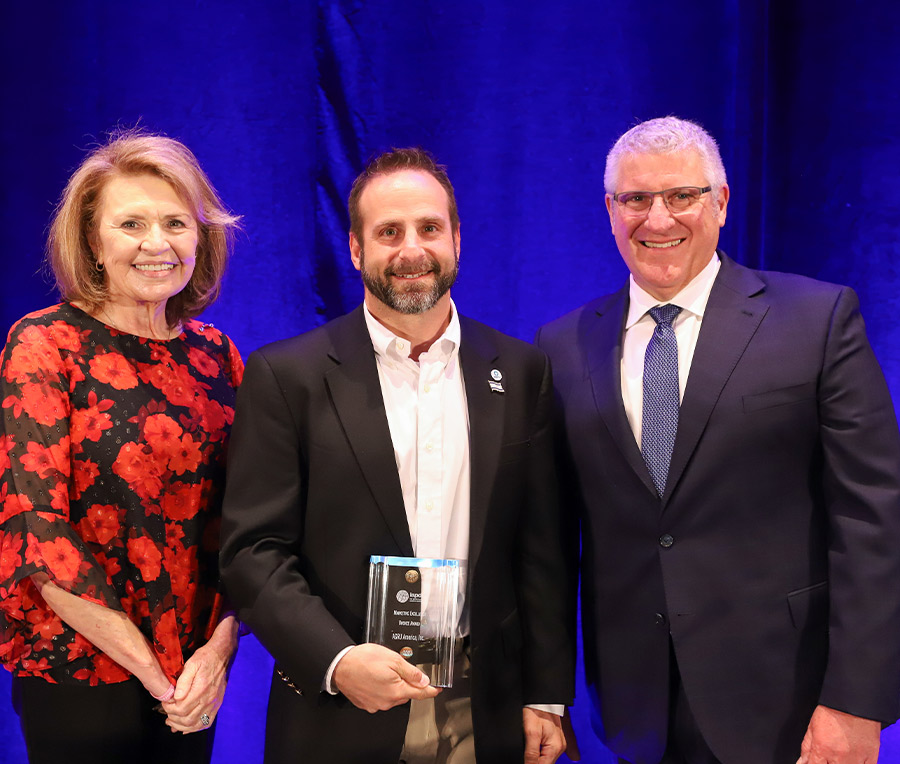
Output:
[220,306,574,763]
[536,254,900,764]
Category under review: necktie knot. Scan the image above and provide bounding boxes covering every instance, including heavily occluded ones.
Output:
[648,304,682,328]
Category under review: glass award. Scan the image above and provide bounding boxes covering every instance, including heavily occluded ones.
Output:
[365,555,460,688]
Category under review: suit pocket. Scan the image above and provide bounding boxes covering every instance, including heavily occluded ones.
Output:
[498,439,531,465]
[743,382,816,413]
[787,580,828,629]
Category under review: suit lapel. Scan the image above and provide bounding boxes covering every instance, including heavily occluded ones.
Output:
[586,287,658,495]
[459,317,503,578]
[663,254,769,503]
[323,307,414,555]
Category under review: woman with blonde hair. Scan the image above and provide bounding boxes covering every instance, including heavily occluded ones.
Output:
[0,129,243,763]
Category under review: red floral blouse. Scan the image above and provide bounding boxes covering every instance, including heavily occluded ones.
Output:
[0,303,243,685]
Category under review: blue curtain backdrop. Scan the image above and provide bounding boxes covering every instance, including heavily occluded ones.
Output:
[2,1,899,761]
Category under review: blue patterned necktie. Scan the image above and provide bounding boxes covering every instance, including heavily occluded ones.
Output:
[641,304,683,496]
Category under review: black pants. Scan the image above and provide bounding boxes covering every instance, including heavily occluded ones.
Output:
[12,675,215,764]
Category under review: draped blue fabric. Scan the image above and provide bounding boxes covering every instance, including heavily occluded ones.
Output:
[2,1,899,761]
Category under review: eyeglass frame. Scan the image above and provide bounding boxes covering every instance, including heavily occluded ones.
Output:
[610,186,713,216]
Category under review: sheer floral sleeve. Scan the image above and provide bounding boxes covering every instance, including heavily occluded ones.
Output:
[0,304,240,684]
[0,309,123,678]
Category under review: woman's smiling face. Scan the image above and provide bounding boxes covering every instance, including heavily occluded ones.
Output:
[93,173,198,312]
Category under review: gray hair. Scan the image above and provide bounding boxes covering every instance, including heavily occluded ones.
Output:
[604,116,727,196]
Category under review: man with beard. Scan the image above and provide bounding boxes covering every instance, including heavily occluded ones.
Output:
[220,148,574,764]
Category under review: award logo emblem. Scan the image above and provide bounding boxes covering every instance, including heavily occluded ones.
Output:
[405,569,419,584]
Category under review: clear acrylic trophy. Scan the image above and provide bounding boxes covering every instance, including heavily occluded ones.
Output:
[365,555,460,688]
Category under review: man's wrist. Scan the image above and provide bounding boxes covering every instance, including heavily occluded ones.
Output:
[323,645,355,694]
[525,703,564,716]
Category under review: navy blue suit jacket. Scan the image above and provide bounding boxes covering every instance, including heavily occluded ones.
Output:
[537,253,900,764]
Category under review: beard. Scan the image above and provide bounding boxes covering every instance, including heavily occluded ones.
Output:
[359,250,459,315]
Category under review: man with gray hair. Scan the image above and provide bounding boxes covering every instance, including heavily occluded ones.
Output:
[537,116,900,763]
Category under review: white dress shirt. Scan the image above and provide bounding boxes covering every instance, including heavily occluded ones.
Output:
[327,302,562,715]
[621,254,721,445]
[325,301,470,691]
[364,301,471,570]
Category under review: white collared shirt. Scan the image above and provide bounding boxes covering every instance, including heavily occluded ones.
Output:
[621,254,721,447]
[325,303,471,692]
[363,302,471,576]
[328,302,562,714]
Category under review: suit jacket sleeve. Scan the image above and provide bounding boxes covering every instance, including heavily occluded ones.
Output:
[817,287,900,721]
[219,349,354,693]
[517,353,578,705]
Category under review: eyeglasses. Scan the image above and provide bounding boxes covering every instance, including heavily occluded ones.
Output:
[612,186,712,215]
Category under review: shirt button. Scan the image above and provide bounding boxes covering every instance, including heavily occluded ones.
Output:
[424,384,431,393]
[659,534,674,548]
[425,501,434,511]
[425,442,433,452]
[397,340,405,351]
